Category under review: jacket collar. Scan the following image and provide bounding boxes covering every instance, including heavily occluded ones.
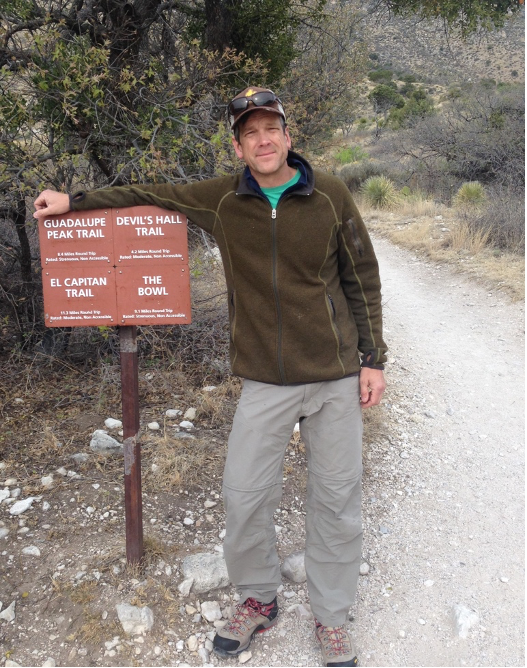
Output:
[236,150,314,198]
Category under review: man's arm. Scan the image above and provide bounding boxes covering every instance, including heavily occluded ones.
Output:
[359,367,386,408]
[33,190,70,219]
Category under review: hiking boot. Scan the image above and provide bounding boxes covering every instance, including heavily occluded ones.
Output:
[315,619,359,667]
[213,597,278,657]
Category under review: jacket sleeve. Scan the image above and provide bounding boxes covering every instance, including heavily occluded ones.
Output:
[69,178,235,235]
[336,190,388,368]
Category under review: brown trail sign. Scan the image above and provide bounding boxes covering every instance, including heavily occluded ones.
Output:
[38,205,192,563]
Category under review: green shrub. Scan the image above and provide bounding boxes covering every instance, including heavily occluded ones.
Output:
[400,74,417,84]
[453,181,487,208]
[335,145,369,165]
[360,175,400,209]
[338,161,385,192]
[368,69,394,83]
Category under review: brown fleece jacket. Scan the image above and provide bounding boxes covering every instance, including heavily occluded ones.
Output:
[70,151,387,385]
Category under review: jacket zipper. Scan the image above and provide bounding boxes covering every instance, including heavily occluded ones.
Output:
[271,204,286,383]
[327,293,343,347]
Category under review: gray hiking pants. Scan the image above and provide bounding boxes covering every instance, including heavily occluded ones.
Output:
[222,376,363,627]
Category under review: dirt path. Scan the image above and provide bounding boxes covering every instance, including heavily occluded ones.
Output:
[1,236,524,668]
[352,236,525,667]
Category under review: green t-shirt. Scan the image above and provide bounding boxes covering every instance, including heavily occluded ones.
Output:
[260,170,301,209]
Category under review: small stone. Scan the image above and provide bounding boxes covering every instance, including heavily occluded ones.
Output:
[399,630,406,638]
[283,591,296,599]
[452,604,479,638]
[281,550,306,583]
[178,578,194,596]
[22,545,41,557]
[399,451,410,459]
[0,601,16,621]
[116,604,154,635]
[56,467,68,476]
[176,640,185,651]
[359,562,370,575]
[4,478,17,486]
[0,489,10,503]
[154,646,162,656]
[42,501,50,511]
[185,604,197,615]
[204,499,217,509]
[105,418,122,430]
[424,580,434,587]
[424,411,436,419]
[179,420,194,430]
[379,525,390,535]
[447,407,455,415]
[239,650,252,664]
[41,475,54,487]
[11,488,21,498]
[184,408,197,420]
[183,517,194,526]
[42,659,56,667]
[148,422,160,431]
[0,527,9,539]
[192,613,202,623]
[417,618,426,625]
[9,497,37,515]
[5,661,22,667]
[201,600,222,622]
[294,604,313,620]
[500,576,509,583]
[90,431,122,456]
[186,635,198,652]
[203,386,217,392]
[166,409,183,418]
[71,453,89,463]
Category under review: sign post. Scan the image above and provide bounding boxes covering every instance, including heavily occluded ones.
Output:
[39,205,192,564]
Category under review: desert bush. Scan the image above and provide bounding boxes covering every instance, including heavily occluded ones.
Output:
[338,161,386,192]
[335,146,369,165]
[368,69,394,83]
[361,176,400,209]
[453,182,487,208]
[466,186,525,254]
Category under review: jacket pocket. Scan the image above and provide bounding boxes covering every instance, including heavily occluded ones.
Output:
[326,293,343,347]
[346,218,364,257]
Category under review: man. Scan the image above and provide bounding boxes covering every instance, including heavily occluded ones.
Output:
[34,86,387,667]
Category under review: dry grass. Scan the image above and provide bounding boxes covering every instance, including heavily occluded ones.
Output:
[363,199,524,301]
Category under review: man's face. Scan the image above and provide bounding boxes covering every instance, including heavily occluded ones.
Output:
[232,110,293,188]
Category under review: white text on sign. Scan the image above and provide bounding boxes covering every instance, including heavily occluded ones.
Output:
[43,217,107,239]
[50,276,108,297]
[139,275,168,296]
[116,213,183,235]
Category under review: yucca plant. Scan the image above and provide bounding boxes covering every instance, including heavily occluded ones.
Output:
[360,175,400,209]
[453,181,487,208]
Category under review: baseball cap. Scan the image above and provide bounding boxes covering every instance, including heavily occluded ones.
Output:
[228,86,286,130]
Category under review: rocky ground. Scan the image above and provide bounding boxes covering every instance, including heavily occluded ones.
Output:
[0,236,524,668]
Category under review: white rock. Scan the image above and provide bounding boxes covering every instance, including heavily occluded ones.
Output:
[90,430,123,456]
[198,647,210,663]
[0,462,5,469]
[424,580,434,587]
[202,386,217,392]
[294,603,313,620]
[183,517,194,525]
[56,467,68,476]
[179,420,194,430]
[22,545,41,557]
[359,562,370,576]
[148,422,160,431]
[176,640,185,651]
[181,553,230,593]
[201,601,222,622]
[0,489,10,503]
[105,418,122,430]
[10,488,21,498]
[5,661,22,667]
[500,576,509,583]
[417,618,426,625]
[42,501,50,511]
[166,409,183,418]
[0,601,16,621]
[281,550,306,583]
[41,475,54,488]
[204,499,217,509]
[3,478,17,486]
[178,578,194,596]
[116,604,154,635]
[0,527,9,539]
[239,650,252,664]
[186,635,198,651]
[452,604,479,638]
[184,408,197,420]
[9,497,36,515]
[42,659,56,667]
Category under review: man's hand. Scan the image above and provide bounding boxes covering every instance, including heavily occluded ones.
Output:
[33,190,70,220]
[359,367,386,409]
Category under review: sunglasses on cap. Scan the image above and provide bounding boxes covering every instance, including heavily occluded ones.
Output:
[228,91,282,116]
